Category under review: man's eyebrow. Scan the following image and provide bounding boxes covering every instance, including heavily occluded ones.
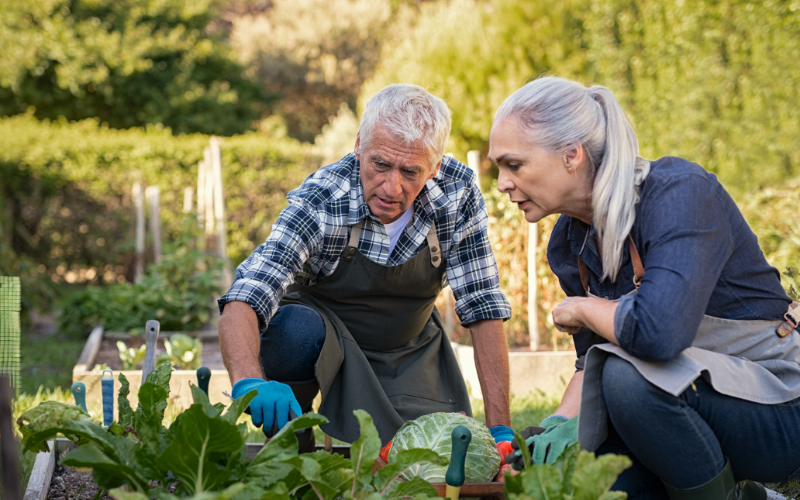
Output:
[369,154,387,163]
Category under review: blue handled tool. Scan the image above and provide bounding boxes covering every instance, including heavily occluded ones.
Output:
[197,367,211,396]
[101,369,114,426]
[71,381,87,413]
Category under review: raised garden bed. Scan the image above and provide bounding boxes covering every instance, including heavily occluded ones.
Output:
[72,326,230,414]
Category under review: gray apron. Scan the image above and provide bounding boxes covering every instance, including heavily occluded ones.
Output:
[577,238,800,451]
[281,219,471,444]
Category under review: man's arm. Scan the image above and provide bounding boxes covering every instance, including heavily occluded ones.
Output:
[469,318,511,428]
[218,301,264,384]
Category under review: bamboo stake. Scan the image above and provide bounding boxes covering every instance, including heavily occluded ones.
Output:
[467,150,482,189]
[183,187,194,214]
[133,182,145,283]
[197,160,206,232]
[210,137,231,289]
[203,147,215,236]
[146,186,161,265]
[528,223,539,351]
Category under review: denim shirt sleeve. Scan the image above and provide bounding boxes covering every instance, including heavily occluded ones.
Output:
[613,170,734,362]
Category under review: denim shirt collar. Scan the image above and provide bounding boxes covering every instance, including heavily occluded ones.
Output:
[566,217,634,288]
[347,156,451,226]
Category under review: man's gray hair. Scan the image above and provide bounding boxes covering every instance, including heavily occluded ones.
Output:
[358,84,452,170]
[495,76,650,282]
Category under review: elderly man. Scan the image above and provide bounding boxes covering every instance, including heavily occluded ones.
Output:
[218,84,513,450]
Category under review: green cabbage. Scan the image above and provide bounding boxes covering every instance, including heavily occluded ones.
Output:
[389,412,501,483]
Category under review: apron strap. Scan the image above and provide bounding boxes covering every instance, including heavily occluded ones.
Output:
[426,221,442,268]
[348,221,363,249]
[577,234,645,295]
[777,302,799,338]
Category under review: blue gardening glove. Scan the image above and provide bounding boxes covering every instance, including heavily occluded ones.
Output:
[232,378,302,436]
[507,415,578,468]
[490,425,515,444]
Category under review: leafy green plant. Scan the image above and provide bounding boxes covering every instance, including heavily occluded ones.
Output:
[158,333,203,370]
[59,216,223,337]
[16,362,447,499]
[502,434,632,500]
[116,341,147,370]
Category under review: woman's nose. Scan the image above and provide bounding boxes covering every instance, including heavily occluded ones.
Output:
[497,170,514,193]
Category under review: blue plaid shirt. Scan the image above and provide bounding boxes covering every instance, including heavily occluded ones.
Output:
[218,153,511,334]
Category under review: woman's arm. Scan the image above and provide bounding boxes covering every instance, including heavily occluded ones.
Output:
[552,370,584,419]
[552,296,619,344]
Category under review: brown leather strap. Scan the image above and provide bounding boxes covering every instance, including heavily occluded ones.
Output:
[348,221,362,248]
[777,302,799,338]
[577,235,645,295]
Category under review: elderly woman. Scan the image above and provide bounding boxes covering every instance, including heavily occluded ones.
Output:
[490,76,800,500]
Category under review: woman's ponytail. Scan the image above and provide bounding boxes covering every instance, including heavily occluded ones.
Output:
[589,86,650,281]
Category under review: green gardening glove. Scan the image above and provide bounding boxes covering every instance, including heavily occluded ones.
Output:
[529,415,579,464]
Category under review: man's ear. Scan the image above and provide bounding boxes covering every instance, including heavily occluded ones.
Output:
[354,133,361,160]
[429,159,442,179]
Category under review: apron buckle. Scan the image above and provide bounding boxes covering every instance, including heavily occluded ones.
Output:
[776,302,799,338]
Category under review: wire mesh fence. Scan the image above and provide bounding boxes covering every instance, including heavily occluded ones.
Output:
[0,277,21,393]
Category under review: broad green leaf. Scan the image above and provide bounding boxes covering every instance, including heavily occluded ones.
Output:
[517,464,565,500]
[62,442,149,492]
[231,482,290,500]
[223,390,257,425]
[191,384,223,417]
[599,492,629,500]
[118,372,135,429]
[136,382,169,431]
[570,451,631,500]
[250,413,329,466]
[109,489,149,500]
[285,455,322,482]
[16,401,93,452]
[513,430,532,470]
[145,361,173,393]
[349,410,382,491]
[382,476,439,499]
[554,442,580,489]
[374,448,446,493]
[156,404,244,495]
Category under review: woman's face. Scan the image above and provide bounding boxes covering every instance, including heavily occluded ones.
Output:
[489,117,592,224]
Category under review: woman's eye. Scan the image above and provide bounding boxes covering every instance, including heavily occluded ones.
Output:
[508,163,521,171]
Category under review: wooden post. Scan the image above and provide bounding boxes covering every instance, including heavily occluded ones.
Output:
[0,374,21,500]
[467,150,481,189]
[210,138,231,289]
[133,182,145,283]
[146,186,161,265]
[183,187,194,214]
[197,160,206,231]
[203,147,215,236]
[528,223,539,351]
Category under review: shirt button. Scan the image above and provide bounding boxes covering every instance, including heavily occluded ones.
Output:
[382,236,387,241]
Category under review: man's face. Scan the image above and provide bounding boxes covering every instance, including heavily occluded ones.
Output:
[355,126,441,224]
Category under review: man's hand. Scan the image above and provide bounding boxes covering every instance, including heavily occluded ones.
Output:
[232,378,302,436]
[469,319,511,429]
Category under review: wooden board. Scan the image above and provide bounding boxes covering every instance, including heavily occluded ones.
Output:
[22,440,55,500]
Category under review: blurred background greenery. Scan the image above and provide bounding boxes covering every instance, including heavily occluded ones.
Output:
[1,0,799,367]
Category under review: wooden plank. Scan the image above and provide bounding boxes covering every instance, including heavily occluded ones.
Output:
[73,326,104,374]
[133,182,145,283]
[22,440,55,500]
[431,482,504,499]
[104,330,218,340]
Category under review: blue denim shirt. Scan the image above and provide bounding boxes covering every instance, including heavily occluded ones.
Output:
[547,156,792,367]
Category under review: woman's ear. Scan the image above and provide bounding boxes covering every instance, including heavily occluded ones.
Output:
[564,143,585,173]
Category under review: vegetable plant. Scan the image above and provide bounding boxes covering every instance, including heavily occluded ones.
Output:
[783,267,799,302]
[158,333,203,370]
[16,363,447,499]
[117,341,147,370]
[503,433,632,500]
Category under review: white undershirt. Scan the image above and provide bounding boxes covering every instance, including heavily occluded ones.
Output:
[384,206,413,256]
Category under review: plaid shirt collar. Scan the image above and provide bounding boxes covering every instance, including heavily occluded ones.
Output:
[346,157,455,226]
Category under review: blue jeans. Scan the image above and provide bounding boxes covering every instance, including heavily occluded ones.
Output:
[597,355,800,498]
[259,304,326,382]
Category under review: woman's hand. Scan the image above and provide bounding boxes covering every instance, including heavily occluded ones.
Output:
[552,297,589,334]
[552,296,620,344]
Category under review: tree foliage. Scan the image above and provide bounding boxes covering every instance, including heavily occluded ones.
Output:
[0,0,266,135]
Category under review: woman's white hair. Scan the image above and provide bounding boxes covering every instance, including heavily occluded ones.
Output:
[495,76,650,282]
[359,84,452,171]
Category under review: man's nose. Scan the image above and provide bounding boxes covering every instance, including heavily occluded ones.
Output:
[383,170,403,197]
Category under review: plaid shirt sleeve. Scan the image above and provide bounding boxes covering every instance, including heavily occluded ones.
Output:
[445,179,512,326]
[218,200,325,333]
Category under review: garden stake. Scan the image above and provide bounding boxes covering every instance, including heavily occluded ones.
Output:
[0,375,21,500]
[197,366,211,396]
[445,425,471,500]
[101,369,114,426]
[71,381,88,412]
[141,320,161,381]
